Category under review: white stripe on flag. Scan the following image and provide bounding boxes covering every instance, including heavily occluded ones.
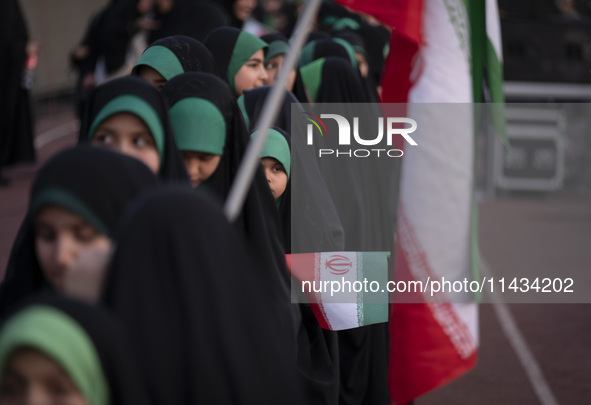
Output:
[399,0,477,357]
[486,0,503,63]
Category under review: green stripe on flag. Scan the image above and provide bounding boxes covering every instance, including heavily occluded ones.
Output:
[357,252,389,326]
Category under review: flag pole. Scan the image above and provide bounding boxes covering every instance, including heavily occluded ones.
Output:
[224,0,322,222]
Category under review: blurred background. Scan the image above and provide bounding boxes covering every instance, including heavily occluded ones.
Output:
[2,0,591,403]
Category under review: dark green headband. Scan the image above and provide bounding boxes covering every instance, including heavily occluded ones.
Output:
[88,94,165,163]
[228,32,268,93]
[252,129,291,179]
[168,98,226,155]
[132,45,184,81]
[31,187,110,237]
[265,40,290,64]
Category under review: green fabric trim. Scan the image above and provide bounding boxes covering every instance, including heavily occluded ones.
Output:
[299,40,316,67]
[0,306,109,405]
[31,188,110,237]
[169,98,226,155]
[265,40,289,63]
[300,58,325,102]
[132,45,184,81]
[486,39,509,147]
[88,95,165,163]
[332,18,360,31]
[236,95,250,128]
[252,129,290,179]
[333,38,358,69]
[321,15,338,27]
[228,32,268,94]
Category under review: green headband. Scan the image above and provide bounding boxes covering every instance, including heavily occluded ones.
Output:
[332,38,358,69]
[228,32,268,94]
[168,98,226,155]
[299,58,325,102]
[252,129,291,179]
[265,40,289,64]
[132,45,184,81]
[0,306,109,405]
[31,187,110,237]
[299,40,317,67]
[332,18,360,31]
[88,95,165,163]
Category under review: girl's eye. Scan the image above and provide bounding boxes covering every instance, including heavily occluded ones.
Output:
[272,165,285,173]
[74,226,100,243]
[94,133,113,144]
[134,136,154,148]
[48,382,71,397]
[36,227,56,242]
[265,63,276,70]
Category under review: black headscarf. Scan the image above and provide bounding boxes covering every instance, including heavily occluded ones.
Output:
[306,30,332,43]
[132,35,214,80]
[79,76,189,182]
[161,72,293,321]
[0,146,158,316]
[147,1,230,43]
[101,185,301,405]
[300,39,355,68]
[239,87,344,405]
[204,27,268,96]
[300,39,377,102]
[94,0,141,75]
[357,24,390,86]
[0,292,152,405]
[238,85,345,253]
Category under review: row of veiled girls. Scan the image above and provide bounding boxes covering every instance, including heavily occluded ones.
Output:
[0,13,395,405]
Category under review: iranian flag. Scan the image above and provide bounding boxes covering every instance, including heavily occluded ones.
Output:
[333,0,505,403]
[287,252,389,331]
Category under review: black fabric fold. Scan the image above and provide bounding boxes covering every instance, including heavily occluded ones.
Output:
[101,185,302,405]
[0,146,158,316]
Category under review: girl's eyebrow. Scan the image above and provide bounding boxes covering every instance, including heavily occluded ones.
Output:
[247,58,264,64]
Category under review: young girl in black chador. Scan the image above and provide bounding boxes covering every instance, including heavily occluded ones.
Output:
[79,76,188,181]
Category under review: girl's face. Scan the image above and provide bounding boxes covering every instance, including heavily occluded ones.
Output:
[181,151,222,188]
[91,112,160,173]
[260,157,287,199]
[234,49,268,96]
[0,348,88,405]
[355,51,369,79]
[137,65,167,89]
[264,54,296,90]
[35,206,111,293]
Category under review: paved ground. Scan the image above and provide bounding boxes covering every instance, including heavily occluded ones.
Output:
[1,102,590,404]
[0,101,78,274]
[419,192,591,404]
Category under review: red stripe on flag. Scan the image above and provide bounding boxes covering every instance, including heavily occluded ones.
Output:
[390,207,477,403]
[389,298,477,404]
[289,253,333,330]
